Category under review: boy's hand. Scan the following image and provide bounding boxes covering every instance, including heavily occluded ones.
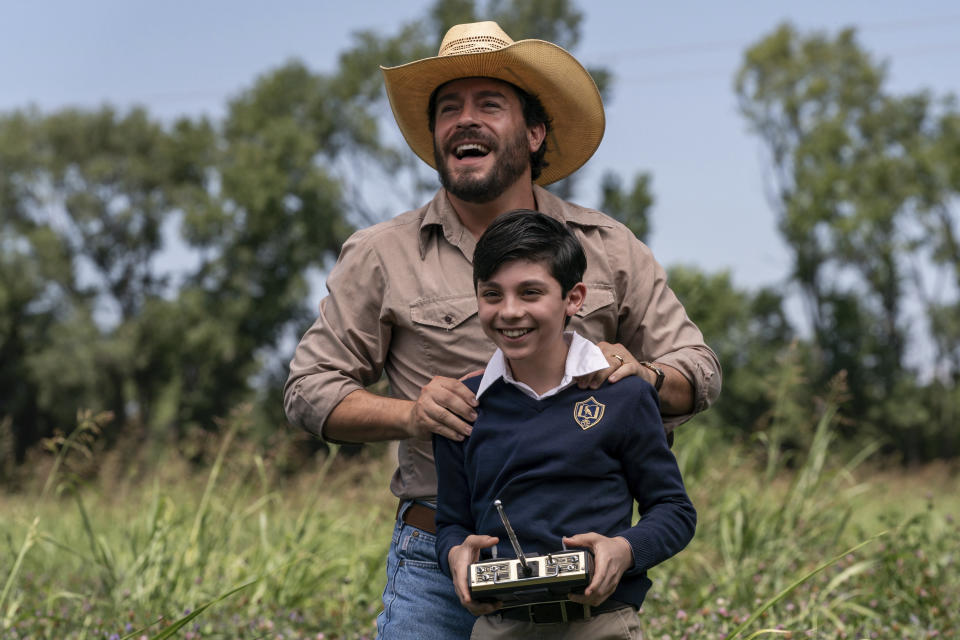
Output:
[575,341,643,389]
[562,532,634,606]
[407,376,478,441]
[448,535,502,615]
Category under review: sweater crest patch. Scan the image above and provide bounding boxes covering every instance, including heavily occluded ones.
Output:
[573,396,606,430]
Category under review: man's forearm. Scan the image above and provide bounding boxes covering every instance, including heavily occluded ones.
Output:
[323,389,414,443]
[657,364,695,416]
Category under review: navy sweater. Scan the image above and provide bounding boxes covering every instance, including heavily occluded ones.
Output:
[434,375,696,609]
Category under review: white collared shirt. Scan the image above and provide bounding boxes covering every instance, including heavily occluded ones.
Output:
[475,331,610,401]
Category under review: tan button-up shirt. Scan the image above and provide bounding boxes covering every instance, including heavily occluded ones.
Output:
[285,185,721,501]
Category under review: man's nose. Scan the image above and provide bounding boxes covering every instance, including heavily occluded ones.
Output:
[455,103,481,128]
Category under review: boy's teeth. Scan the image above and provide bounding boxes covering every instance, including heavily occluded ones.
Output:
[501,329,530,338]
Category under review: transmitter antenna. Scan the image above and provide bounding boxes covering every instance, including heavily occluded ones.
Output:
[494,499,532,577]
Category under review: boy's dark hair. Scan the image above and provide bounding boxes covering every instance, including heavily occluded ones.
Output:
[428,80,553,181]
[473,210,586,296]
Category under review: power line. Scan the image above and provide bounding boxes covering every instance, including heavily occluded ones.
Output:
[588,14,960,63]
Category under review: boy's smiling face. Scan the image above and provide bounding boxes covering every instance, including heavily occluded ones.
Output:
[476,259,585,375]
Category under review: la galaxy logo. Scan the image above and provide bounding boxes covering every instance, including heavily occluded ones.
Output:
[574,396,605,430]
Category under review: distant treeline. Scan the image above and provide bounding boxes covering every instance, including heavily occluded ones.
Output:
[1,2,958,470]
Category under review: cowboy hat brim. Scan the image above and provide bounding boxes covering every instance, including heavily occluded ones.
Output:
[381,39,605,186]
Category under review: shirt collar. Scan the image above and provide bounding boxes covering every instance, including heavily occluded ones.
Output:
[476,331,609,401]
[417,184,609,261]
[418,189,474,261]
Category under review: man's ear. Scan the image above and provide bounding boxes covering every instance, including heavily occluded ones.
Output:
[565,282,587,317]
[527,122,546,153]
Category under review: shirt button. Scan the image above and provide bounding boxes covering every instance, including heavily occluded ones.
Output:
[444,315,454,324]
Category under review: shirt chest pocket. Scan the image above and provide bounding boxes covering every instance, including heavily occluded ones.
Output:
[571,284,618,343]
[409,294,492,376]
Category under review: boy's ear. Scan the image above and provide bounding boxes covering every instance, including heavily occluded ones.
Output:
[564,282,587,317]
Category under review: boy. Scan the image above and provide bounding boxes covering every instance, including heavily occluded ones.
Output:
[434,210,697,639]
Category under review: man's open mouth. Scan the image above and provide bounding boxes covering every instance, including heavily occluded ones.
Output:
[454,143,490,159]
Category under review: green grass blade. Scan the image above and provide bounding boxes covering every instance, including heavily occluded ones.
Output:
[189,425,237,545]
[723,530,888,640]
[743,631,794,640]
[0,516,39,627]
[119,578,257,640]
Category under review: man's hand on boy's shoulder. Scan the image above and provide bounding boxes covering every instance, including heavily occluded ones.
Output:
[448,535,502,616]
[576,342,695,416]
[407,375,478,442]
[563,533,634,607]
[575,341,644,389]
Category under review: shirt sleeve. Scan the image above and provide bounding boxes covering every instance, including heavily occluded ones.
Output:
[283,230,392,440]
[611,230,722,429]
[614,381,697,574]
[434,434,475,578]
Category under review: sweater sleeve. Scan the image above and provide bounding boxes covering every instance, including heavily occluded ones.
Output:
[615,381,697,573]
[433,433,475,578]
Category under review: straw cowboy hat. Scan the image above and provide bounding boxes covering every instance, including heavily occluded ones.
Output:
[381,21,605,185]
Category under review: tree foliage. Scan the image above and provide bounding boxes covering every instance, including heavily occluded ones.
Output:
[736,23,960,460]
[667,266,795,435]
[600,171,653,243]
[6,7,956,468]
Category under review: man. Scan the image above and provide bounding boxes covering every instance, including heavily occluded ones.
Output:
[284,21,721,640]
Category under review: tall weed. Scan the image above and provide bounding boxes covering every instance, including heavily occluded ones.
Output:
[1,367,957,638]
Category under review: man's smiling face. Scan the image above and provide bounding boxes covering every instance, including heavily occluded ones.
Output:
[432,77,542,203]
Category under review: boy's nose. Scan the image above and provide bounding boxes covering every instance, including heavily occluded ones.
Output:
[501,296,524,318]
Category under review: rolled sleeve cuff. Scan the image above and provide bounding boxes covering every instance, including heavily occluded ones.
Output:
[655,348,722,430]
[284,373,364,442]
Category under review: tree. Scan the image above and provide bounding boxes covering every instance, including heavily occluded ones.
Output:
[666,266,794,436]
[599,171,654,243]
[735,24,960,460]
[1,107,202,451]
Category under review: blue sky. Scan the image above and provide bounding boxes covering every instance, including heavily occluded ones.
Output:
[3,0,958,299]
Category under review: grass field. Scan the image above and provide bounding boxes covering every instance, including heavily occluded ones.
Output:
[1,403,958,639]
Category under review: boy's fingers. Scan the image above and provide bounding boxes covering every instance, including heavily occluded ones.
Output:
[465,600,502,616]
[564,533,632,606]
[464,534,499,550]
[454,537,502,614]
[562,533,598,549]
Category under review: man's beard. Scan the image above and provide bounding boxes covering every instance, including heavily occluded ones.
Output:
[434,128,530,204]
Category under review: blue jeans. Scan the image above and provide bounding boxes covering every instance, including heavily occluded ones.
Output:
[375,501,477,640]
